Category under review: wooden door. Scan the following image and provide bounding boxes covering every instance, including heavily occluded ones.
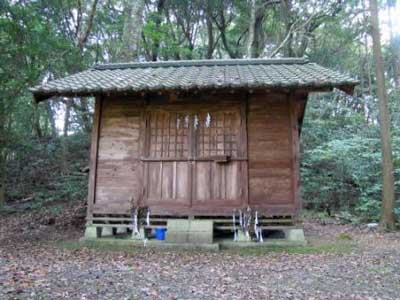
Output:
[142,101,248,215]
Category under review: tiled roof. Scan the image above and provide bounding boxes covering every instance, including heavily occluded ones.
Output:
[30,58,358,100]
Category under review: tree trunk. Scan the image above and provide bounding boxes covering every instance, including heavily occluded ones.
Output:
[120,0,145,62]
[78,98,92,133]
[63,100,71,137]
[205,0,214,59]
[387,3,400,91]
[214,5,237,59]
[247,0,256,58]
[280,0,293,57]
[46,100,57,138]
[151,0,165,61]
[32,100,43,139]
[0,99,4,209]
[77,0,99,51]
[370,0,396,230]
[246,0,264,58]
[0,152,5,209]
[0,105,5,209]
[393,53,400,91]
[0,165,4,209]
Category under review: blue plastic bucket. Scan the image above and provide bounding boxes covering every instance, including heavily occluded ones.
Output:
[155,228,167,240]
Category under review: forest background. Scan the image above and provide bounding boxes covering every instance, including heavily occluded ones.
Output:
[1,0,399,224]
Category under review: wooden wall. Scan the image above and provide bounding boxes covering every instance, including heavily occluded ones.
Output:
[247,93,299,216]
[92,96,144,214]
[88,91,303,218]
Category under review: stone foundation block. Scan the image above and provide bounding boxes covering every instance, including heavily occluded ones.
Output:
[188,221,213,244]
[101,227,114,237]
[131,227,146,240]
[166,219,213,244]
[284,228,305,242]
[84,225,100,239]
[235,230,251,242]
[116,227,128,234]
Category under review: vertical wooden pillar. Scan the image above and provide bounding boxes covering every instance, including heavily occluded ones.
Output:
[86,96,103,224]
[140,105,150,205]
[289,94,301,219]
[240,96,249,206]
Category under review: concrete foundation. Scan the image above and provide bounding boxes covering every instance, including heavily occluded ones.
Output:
[131,227,146,240]
[284,228,306,242]
[116,227,128,234]
[83,222,306,247]
[235,230,251,242]
[83,238,220,251]
[166,219,213,244]
[101,227,114,237]
[84,225,101,239]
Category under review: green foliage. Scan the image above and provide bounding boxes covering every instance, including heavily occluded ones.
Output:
[223,241,355,255]
[58,239,355,255]
[301,93,400,222]
[338,233,352,240]
[1,0,399,226]
[5,133,90,206]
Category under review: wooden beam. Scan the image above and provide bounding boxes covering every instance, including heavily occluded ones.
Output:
[86,96,103,224]
[240,96,249,206]
[289,94,301,220]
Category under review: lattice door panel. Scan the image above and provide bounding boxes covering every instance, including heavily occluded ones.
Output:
[143,102,248,212]
[148,111,190,158]
[194,111,241,158]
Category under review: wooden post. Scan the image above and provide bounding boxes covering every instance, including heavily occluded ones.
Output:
[370,0,396,230]
[241,95,249,206]
[86,96,103,224]
[289,94,301,219]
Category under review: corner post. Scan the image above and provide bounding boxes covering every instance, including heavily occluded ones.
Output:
[289,94,301,220]
[86,96,103,225]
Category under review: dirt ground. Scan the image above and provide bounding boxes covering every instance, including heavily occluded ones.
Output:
[1,202,399,300]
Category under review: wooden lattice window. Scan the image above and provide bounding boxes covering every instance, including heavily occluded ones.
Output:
[146,109,241,159]
[194,111,239,158]
[148,111,190,158]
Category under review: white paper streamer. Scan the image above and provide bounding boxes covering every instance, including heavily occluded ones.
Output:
[254,211,259,240]
[232,211,237,241]
[259,227,263,243]
[133,209,139,236]
[146,209,150,226]
[205,113,212,128]
[184,115,190,128]
[245,230,250,240]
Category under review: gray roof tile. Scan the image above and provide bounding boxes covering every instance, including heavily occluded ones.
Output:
[30,58,358,100]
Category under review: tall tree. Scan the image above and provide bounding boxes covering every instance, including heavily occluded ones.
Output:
[76,0,99,52]
[247,0,258,57]
[387,0,400,90]
[370,0,396,230]
[46,101,58,138]
[119,0,145,61]
[0,98,5,209]
[204,0,215,59]
[212,0,240,58]
[63,100,72,137]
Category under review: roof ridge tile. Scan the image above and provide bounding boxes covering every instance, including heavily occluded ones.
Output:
[93,58,308,70]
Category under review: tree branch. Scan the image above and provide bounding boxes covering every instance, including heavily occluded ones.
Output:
[77,0,99,51]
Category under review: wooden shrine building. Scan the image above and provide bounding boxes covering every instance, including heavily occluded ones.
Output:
[31,59,357,244]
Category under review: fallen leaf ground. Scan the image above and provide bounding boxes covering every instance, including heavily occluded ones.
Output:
[1,202,399,300]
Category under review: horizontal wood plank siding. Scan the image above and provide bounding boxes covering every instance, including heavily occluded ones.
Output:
[93,96,144,213]
[248,93,296,215]
[91,91,301,217]
[86,96,102,223]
